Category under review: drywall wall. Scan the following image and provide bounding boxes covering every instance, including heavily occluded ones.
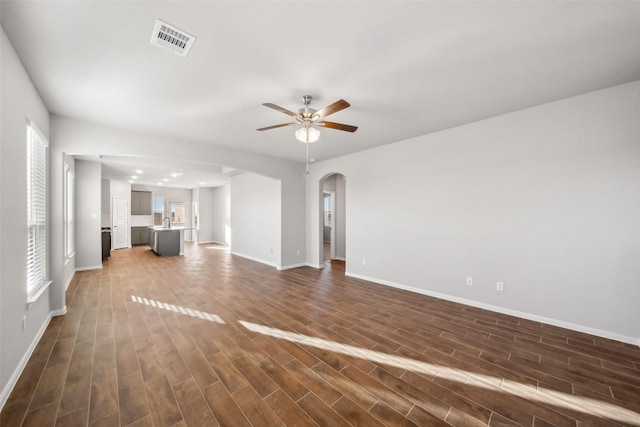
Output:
[231,172,281,267]
[0,26,52,407]
[197,186,230,245]
[307,81,640,344]
[211,185,231,245]
[74,160,102,270]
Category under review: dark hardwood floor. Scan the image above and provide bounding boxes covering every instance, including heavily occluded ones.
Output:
[2,242,640,426]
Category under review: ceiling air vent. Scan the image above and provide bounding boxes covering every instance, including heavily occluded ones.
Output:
[150,19,196,58]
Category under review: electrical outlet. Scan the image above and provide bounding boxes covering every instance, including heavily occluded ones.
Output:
[362,258,367,266]
[296,250,300,256]
[466,276,473,286]
[496,281,504,291]
[22,315,26,331]
[269,248,273,253]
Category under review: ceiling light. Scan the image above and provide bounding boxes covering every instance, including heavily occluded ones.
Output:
[131,175,138,179]
[171,172,183,178]
[163,178,169,182]
[200,182,205,185]
[157,182,163,186]
[295,127,320,143]
[136,170,143,174]
[128,180,134,183]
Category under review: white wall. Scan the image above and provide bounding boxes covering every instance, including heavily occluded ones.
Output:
[231,173,281,267]
[197,185,230,245]
[307,80,640,344]
[74,160,102,270]
[0,27,52,407]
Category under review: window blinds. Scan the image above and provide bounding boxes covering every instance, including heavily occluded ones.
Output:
[27,123,49,294]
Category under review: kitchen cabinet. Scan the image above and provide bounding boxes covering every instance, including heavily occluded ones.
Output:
[131,227,150,246]
[131,191,152,215]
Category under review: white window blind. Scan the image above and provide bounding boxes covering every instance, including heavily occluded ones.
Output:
[64,163,75,259]
[27,122,49,296]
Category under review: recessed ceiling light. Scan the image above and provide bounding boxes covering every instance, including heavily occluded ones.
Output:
[171,172,183,178]
[157,182,163,186]
[199,181,205,185]
[131,175,138,179]
[309,158,316,163]
[128,180,134,183]
[136,170,143,174]
[163,178,169,182]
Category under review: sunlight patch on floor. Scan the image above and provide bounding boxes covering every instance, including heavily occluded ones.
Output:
[130,295,225,324]
[238,320,640,424]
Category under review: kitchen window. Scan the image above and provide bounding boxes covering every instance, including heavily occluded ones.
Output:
[153,195,164,226]
[26,121,51,302]
[170,202,185,224]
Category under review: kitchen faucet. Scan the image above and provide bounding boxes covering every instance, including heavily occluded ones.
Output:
[162,217,171,228]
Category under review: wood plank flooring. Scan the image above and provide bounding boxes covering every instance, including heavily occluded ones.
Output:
[2,243,640,426]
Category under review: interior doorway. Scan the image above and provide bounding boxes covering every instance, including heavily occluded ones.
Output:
[323,191,335,261]
[319,173,346,267]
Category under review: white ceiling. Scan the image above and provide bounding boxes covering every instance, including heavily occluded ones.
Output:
[2,1,640,186]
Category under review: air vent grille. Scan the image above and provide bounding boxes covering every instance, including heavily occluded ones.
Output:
[150,19,196,58]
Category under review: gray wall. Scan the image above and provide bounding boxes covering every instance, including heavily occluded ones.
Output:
[0,27,53,406]
[231,172,281,267]
[74,160,102,269]
[307,80,640,344]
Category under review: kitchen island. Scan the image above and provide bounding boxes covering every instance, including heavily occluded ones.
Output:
[148,226,190,256]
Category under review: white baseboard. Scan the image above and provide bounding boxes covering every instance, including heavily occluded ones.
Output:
[334,257,347,261]
[306,263,322,269]
[278,263,307,271]
[0,312,53,410]
[64,271,75,291]
[198,240,229,246]
[51,306,67,316]
[345,272,639,347]
[230,251,277,268]
[75,265,102,272]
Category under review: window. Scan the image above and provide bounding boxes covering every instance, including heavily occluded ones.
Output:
[324,193,333,227]
[153,195,164,226]
[27,122,50,298]
[64,163,75,260]
[170,202,185,224]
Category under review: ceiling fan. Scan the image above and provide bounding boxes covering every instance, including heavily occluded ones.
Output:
[257,95,357,143]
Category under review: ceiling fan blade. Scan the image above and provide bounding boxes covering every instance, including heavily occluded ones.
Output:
[313,99,350,119]
[317,121,358,133]
[262,103,298,117]
[256,122,296,131]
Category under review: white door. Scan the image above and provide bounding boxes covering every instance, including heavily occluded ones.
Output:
[112,197,129,249]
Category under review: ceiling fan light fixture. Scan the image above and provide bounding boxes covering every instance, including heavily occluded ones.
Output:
[295,126,320,143]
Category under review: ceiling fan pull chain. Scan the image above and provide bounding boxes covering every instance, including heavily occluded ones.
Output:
[306,138,310,175]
